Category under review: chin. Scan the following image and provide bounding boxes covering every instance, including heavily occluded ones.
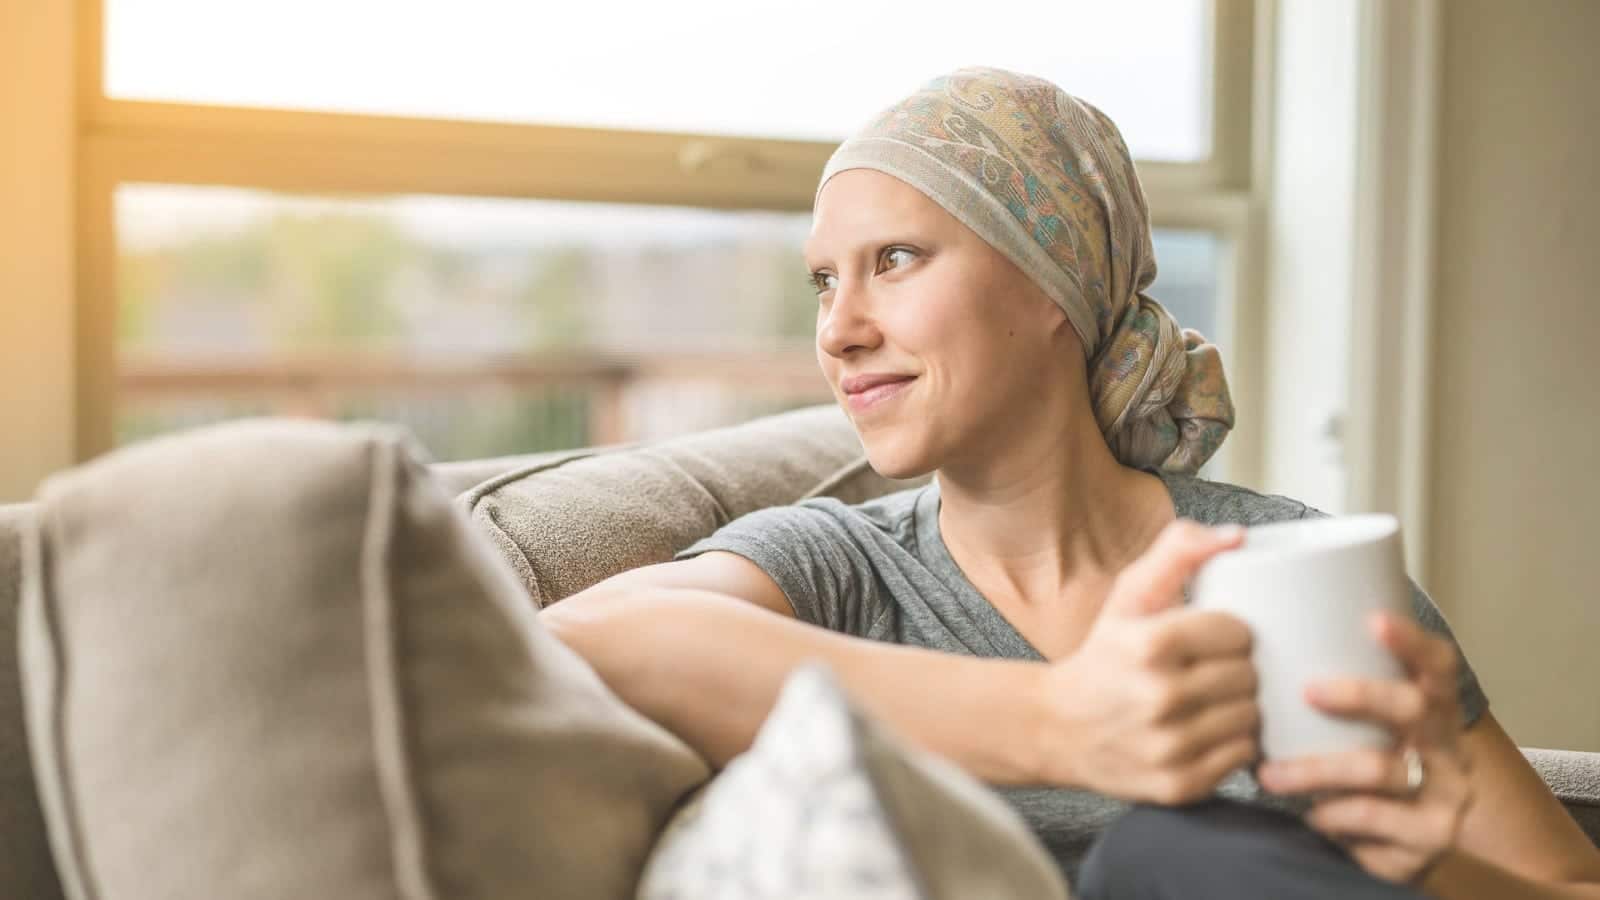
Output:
[854,423,939,482]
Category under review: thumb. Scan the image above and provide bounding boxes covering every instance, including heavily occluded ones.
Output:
[1103,521,1245,619]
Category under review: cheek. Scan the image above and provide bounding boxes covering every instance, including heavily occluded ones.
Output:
[814,343,840,389]
[925,288,1016,364]
[887,278,974,353]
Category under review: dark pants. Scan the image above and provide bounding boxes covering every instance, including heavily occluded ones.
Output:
[1077,800,1427,900]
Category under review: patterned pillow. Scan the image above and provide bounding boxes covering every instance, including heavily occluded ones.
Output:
[639,665,1071,900]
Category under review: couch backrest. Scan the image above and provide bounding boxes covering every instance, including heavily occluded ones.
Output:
[458,404,918,607]
[1,406,1597,899]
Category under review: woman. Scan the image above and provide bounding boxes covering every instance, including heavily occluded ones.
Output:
[545,68,1600,897]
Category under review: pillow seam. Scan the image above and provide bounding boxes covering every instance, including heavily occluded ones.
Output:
[454,447,614,511]
[479,505,548,606]
[361,436,441,900]
[26,505,103,900]
[836,684,936,900]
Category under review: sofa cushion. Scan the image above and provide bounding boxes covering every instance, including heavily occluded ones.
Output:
[0,503,64,900]
[19,420,708,900]
[459,404,920,607]
[639,664,1071,900]
[429,447,610,497]
[1524,748,1600,845]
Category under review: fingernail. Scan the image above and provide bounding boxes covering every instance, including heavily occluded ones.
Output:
[1217,525,1245,541]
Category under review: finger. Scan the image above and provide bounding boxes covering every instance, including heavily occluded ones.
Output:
[1305,795,1419,843]
[1370,614,1464,743]
[1305,677,1427,734]
[1186,734,1260,794]
[1161,699,1261,763]
[1166,658,1258,714]
[1371,613,1457,686]
[1150,734,1258,806]
[1257,747,1413,796]
[1106,521,1244,618]
[1141,608,1253,665]
[1345,840,1423,885]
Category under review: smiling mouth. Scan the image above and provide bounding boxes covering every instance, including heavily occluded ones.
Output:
[844,376,916,413]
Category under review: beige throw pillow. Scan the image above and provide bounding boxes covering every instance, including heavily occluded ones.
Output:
[20,420,709,900]
[0,503,65,900]
[459,405,921,607]
[639,665,1071,900]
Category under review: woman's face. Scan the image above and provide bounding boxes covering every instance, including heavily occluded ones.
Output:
[805,169,1084,479]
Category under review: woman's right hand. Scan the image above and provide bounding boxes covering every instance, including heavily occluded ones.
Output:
[1032,521,1261,804]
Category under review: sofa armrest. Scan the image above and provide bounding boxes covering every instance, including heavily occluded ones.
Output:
[1523,747,1600,846]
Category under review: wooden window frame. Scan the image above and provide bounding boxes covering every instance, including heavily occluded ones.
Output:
[74,0,1266,482]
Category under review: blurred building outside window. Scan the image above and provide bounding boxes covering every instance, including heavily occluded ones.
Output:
[85,0,1253,470]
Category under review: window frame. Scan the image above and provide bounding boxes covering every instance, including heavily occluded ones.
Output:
[74,0,1265,482]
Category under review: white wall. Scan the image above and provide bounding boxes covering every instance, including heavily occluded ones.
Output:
[1426,0,1600,751]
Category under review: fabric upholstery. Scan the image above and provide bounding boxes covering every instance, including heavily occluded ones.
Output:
[638,664,1071,900]
[18,420,708,900]
[459,405,921,607]
[1524,748,1600,843]
[0,502,64,900]
[0,401,1597,900]
[430,447,612,497]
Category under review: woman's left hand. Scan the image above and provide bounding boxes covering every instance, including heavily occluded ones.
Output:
[1255,612,1475,886]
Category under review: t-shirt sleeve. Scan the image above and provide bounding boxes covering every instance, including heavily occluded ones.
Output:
[675,502,890,637]
[1298,506,1490,729]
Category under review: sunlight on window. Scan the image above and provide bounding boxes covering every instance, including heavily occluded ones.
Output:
[114,184,1223,460]
[105,0,1212,161]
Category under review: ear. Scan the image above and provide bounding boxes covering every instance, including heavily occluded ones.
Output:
[1045,303,1090,361]
[1026,282,1068,334]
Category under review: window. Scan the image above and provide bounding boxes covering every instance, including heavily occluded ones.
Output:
[80,0,1258,471]
[106,0,1213,159]
[115,185,822,455]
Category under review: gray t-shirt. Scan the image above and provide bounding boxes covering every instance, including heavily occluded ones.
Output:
[678,470,1489,883]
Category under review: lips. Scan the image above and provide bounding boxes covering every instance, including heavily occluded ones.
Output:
[841,373,916,395]
[840,373,916,414]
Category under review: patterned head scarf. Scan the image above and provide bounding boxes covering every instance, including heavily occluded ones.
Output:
[817,67,1235,474]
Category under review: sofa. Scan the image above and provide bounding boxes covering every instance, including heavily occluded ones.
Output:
[0,404,1595,899]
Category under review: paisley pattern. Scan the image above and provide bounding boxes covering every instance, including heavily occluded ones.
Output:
[636,665,1071,900]
[637,667,925,900]
[819,67,1234,473]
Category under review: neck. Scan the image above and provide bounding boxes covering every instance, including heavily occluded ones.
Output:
[933,410,1176,615]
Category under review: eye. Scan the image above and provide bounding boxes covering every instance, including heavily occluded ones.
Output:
[879,246,917,272]
[808,271,838,295]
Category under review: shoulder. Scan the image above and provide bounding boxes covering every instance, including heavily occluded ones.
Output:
[796,485,923,534]
[1159,471,1320,527]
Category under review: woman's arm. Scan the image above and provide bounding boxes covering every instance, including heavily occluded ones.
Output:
[1255,613,1600,897]
[1423,714,1600,898]
[544,561,1047,783]
[544,522,1266,805]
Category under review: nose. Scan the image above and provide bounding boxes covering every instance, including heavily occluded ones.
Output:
[816,278,882,360]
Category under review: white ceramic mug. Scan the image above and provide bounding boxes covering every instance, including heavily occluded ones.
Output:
[1190,515,1409,761]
